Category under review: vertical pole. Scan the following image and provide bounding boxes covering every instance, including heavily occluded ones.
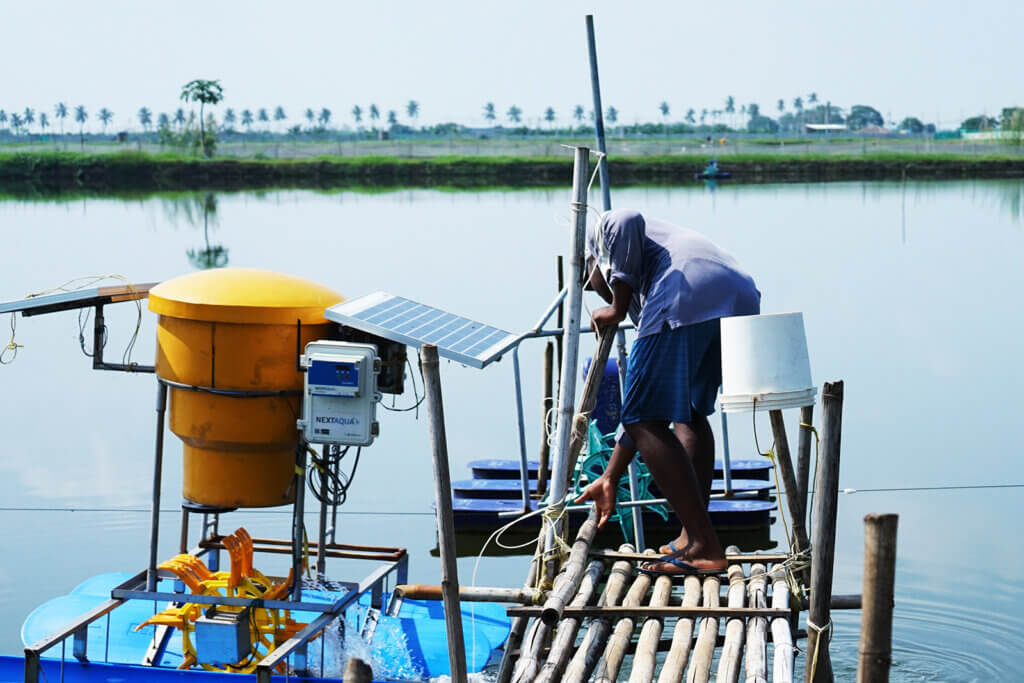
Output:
[586,14,611,211]
[720,410,734,495]
[512,347,532,513]
[179,509,189,554]
[421,344,468,683]
[545,147,590,559]
[537,341,554,498]
[769,410,810,559]
[613,331,644,550]
[147,381,168,592]
[291,440,308,602]
[857,513,898,683]
[556,256,565,383]
[317,445,330,577]
[805,380,844,683]
[797,405,815,520]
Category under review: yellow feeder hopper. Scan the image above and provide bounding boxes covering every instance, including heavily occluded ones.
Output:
[148,268,343,508]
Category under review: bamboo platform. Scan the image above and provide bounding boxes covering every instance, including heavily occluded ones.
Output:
[500,532,803,683]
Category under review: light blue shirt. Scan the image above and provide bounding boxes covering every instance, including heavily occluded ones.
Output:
[588,209,761,338]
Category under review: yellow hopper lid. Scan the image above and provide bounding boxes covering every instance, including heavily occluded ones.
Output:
[149,268,344,324]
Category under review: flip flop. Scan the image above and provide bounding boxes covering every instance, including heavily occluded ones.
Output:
[638,554,725,577]
[658,540,682,555]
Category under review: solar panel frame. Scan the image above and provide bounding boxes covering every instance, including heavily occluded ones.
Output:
[325,291,519,369]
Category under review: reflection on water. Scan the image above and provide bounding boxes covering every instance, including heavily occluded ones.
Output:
[1,180,1023,681]
[176,193,230,269]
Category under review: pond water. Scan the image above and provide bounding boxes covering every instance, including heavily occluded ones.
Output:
[1,179,1023,681]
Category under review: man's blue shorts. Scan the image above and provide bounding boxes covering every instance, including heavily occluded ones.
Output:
[621,318,722,426]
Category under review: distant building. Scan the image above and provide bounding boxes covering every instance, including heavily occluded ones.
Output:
[856,125,890,136]
[805,123,848,134]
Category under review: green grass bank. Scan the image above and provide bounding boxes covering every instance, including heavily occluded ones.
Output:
[2,150,1023,195]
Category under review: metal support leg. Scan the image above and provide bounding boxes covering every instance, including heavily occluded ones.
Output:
[291,441,308,602]
[614,329,645,551]
[720,408,734,496]
[73,626,88,662]
[179,508,189,554]
[512,347,531,513]
[148,382,168,592]
[317,445,330,578]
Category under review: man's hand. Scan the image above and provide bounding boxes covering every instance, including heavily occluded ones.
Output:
[573,474,620,529]
[590,305,626,333]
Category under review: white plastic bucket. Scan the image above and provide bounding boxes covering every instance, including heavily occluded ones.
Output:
[719,312,815,413]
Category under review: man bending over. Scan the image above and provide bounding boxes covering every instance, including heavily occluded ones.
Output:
[575,209,760,575]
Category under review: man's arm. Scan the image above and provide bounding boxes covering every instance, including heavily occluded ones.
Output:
[573,437,635,528]
[591,279,633,332]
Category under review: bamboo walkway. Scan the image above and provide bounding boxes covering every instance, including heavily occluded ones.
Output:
[500,531,802,683]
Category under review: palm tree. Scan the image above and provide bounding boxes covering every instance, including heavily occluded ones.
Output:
[700,108,708,125]
[74,105,88,149]
[55,102,68,138]
[544,107,556,129]
[506,105,522,124]
[98,108,113,134]
[222,108,236,130]
[659,101,670,133]
[483,102,496,124]
[0,110,7,133]
[241,109,254,132]
[369,104,380,126]
[39,112,49,136]
[304,108,315,128]
[685,108,696,125]
[352,105,362,126]
[158,112,170,129]
[180,79,224,156]
[319,108,331,128]
[777,99,785,114]
[138,107,152,132]
[23,108,35,136]
[406,100,419,125]
[793,96,803,112]
[808,92,818,105]
[573,105,584,125]
[257,108,269,131]
[10,112,23,135]
[387,110,397,127]
[274,106,286,129]
[174,108,186,129]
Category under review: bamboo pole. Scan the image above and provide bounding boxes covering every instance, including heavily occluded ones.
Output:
[536,558,605,683]
[593,552,655,683]
[541,516,599,625]
[804,380,844,683]
[537,341,554,498]
[497,555,539,683]
[421,344,467,683]
[656,574,702,683]
[744,563,769,683]
[768,410,811,573]
[563,545,635,683]
[394,584,536,604]
[628,574,673,683]
[857,513,898,683]
[686,574,721,683]
[556,255,564,385]
[770,565,795,683]
[563,328,617,483]
[542,146,590,572]
[717,563,748,683]
[796,405,815,517]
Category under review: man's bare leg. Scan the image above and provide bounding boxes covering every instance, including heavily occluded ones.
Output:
[656,414,716,556]
[624,420,725,571]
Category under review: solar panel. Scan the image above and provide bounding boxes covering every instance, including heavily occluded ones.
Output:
[325,292,518,369]
[0,283,156,317]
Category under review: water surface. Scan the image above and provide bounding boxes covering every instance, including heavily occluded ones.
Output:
[1,179,1022,680]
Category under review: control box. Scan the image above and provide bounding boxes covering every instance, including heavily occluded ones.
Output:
[298,341,381,446]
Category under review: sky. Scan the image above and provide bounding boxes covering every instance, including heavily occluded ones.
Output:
[2,0,1021,132]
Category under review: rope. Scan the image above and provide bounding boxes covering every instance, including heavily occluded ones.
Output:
[800,422,821,536]
[0,314,22,364]
[806,617,833,681]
